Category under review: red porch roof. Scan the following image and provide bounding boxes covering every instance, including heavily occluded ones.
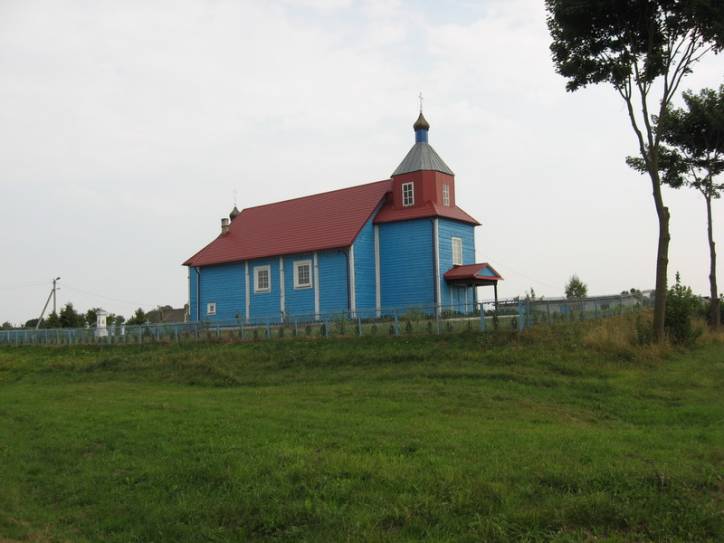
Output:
[444,263,503,284]
[184,180,391,267]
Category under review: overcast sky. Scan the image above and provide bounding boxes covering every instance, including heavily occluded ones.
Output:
[1,0,722,324]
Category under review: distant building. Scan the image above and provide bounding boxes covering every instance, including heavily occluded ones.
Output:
[184,112,502,322]
[145,306,188,324]
[528,292,650,316]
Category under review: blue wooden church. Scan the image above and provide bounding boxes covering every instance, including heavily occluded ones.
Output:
[183,112,502,322]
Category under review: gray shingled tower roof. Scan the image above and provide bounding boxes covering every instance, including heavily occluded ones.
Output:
[392,112,454,176]
[392,142,454,176]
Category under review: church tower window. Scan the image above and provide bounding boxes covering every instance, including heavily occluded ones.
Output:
[402,182,415,207]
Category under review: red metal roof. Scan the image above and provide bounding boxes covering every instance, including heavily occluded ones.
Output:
[184,180,391,267]
[374,201,479,225]
[444,263,503,282]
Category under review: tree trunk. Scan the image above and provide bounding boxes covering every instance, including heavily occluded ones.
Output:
[705,195,720,329]
[651,173,670,342]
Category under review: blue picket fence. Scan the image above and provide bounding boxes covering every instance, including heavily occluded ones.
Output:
[0,295,648,346]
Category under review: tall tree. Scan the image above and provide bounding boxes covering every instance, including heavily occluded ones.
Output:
[85,308,99,328]
[126,308,147,325]
[44,312,61,329]
[565,275,588,299]
[59,303,84,328]
[644,86,723,328]
[24,318,40,329]
[546,0,724,341]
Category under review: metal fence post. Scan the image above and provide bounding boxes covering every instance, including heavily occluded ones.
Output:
[479,304,485,331]
[518,301,525,332]
[394,311,400,336]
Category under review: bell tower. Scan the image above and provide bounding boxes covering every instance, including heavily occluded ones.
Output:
[390,111,455,210]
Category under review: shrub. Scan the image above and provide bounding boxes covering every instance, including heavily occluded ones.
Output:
[665,273,702,345]
[635,314,654,346]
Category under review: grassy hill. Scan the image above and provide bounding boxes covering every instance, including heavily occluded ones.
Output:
[0,322,722,542]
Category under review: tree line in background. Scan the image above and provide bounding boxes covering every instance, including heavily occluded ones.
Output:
[0,305,179,330]
[546,0,723,341]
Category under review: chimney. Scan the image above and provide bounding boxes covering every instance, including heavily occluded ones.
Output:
[221,217,230,234]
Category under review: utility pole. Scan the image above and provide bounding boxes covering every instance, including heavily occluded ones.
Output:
[52,277,60,314]
[36,277,61,329]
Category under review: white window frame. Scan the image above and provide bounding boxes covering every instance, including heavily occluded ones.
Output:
[402,182,415,207]
[442,183,450,206]
[254,265,271,293]
[293,259,313,289]
[452,237,463,266]
[206,302,217,316]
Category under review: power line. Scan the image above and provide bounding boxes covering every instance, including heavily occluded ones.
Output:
[61,284,147,308]
[0,281,49,291]
[490,259,560,292]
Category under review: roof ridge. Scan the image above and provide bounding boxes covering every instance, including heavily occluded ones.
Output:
[240,179,391,213]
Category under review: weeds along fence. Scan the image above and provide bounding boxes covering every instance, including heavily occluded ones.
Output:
[0,295,651,346]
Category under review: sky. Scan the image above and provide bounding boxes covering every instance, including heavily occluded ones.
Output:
[1,0,723,325]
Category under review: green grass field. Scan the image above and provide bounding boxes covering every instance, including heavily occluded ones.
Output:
[0,325,722,542]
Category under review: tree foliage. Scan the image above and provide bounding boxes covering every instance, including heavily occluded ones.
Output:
[44,312,61,329]
[628,85,724,192]
[85,308,99,328]
[126,308,147,325]
[660,86,724,182]
[547,1,723,94]
[59,303,85,328]
[565,275,588,299]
